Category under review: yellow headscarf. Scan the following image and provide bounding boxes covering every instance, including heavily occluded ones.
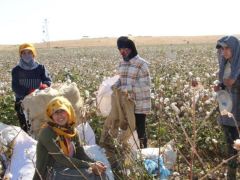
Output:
[46,96,77,156]
[19,43,37,57]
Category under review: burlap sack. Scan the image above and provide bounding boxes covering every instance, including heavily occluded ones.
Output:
[100,89,135,145]
[22,82,84,139]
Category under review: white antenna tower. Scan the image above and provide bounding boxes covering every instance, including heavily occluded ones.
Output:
[42,18,50,48]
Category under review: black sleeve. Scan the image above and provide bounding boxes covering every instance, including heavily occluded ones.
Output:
[40,65,52,86]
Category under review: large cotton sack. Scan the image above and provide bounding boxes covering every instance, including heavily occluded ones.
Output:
[0,122,22,172]
[22,88,58,138]
[97,75,119,117]
[4,131,37,180]
[57,82,84,122]
[22,82,84,139]
[0,122,21,147]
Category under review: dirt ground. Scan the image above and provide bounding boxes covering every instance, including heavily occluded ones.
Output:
[2,35,239,50]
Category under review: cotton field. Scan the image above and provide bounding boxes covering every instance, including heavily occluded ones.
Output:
[0,43,233,179]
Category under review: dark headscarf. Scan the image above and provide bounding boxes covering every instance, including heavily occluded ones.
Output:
[117,36,138,61]
[216,36,240,82]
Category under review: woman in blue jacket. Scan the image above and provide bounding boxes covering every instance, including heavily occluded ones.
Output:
[11,43,52,132]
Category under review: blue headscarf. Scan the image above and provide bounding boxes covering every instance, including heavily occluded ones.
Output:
[216,36,240,83]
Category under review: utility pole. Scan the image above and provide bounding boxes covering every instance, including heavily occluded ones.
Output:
[42,18,50,48]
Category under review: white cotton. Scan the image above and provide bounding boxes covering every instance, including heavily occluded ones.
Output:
[233,139,240,151]
[76,122,96,145]
[213,80,220,85]
[170,103,180,115]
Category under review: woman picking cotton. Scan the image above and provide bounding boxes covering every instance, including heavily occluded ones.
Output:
[12,43,52,133]
[215,36,240,179]
[33,96,106,180]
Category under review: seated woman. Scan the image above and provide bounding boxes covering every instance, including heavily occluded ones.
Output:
[33,96,106,180]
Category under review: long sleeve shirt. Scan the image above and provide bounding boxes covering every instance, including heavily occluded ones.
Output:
[114,55,151,114]
[11,64,52,101]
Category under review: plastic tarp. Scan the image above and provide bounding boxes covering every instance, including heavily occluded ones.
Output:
[97,75,119,117]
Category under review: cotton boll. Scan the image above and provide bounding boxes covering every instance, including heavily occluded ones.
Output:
[160,97,164,103]
[66,79,71,84]
[172,172,180,176]
[196,77,200,82]
[184,84,190,89]
[164,98,170,105]
[212,139,218,144]
[180,106,185,112]
[84,90,90,98]
[160,84,165,89]
[233,139,240,151]
[205,99,211,105]
[205,137,211,143]
[205,73,210,78]
[150,93,155,99]
[170,103,180,115]
[165,106,170,112]
[213,80,220,85]
[3,173,13,180]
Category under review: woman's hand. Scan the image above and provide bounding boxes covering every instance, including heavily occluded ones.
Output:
[223,78,235,88]
[90,162,107,175]
[213,84,220,92]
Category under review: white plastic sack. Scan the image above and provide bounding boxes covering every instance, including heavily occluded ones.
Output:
[4,131,37,180]
[76,122,96,145]
[0,122,22,176]
[139,140,177,169]
[84,145,114,180]
[216,90,232,115]
[0,122,22,151]
[97,75,119,117]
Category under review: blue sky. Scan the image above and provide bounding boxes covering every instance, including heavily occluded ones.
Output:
[0,0,240,44]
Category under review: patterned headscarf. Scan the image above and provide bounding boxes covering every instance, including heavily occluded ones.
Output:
[46,96,77,156]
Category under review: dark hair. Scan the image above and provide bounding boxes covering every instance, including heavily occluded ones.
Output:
[117,36,138,60]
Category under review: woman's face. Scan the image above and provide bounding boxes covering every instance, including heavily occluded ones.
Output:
[221,46,232,60]
[52,109,69,126]
[21,50,34,62]
[119,48,131,58]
